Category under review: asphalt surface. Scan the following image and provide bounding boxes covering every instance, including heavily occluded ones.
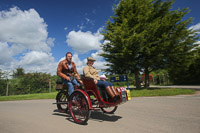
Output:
[0,92,200,133]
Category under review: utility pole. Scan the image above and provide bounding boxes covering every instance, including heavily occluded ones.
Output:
[6,79,9,96]
[49,78,51,93]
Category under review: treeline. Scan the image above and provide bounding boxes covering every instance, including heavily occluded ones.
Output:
[0,68,58,96]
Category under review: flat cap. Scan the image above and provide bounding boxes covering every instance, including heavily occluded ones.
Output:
[87,57,96,61]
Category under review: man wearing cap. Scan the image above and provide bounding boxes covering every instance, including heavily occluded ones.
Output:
[83,57,120,102]
[57,52,82,96]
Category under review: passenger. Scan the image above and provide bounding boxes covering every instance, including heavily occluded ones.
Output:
[57,52,82,96]
[83,57,120,102]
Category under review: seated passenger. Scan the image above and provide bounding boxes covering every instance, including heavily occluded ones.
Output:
[83,57,120,102]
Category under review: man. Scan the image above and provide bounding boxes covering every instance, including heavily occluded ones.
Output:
[57,52,82,95]
[83,57,120,102]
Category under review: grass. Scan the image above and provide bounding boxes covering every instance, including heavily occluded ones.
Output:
[0,92,57,101]
[130,88,195,97]
[0,88,195,101]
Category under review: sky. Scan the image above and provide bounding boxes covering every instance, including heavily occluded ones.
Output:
[0,0,200,76]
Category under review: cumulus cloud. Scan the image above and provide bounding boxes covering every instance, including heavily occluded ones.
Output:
[66,30,104,53]
[91,50,108,71]
[0,7,56,74]
[0,42,13,65]
[189,23,200,31]
[18,51,54,66]
[0,7,53,53]
[65,29,108,74]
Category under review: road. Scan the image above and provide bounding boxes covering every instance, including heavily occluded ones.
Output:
[0,92,200,133]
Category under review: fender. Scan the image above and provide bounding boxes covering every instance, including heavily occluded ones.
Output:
[72,89,93,110]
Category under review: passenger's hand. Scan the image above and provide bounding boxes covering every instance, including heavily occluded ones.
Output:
[79,80,83,84]
[94,79,98,84]
[65,76,70,81]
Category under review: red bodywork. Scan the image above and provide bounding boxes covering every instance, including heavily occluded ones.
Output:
[81,77,126,110]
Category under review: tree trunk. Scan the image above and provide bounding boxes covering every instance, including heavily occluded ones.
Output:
[144,68,149,88]
[6,79,9,96]
[49,79,51,93]
[134,70,141,89]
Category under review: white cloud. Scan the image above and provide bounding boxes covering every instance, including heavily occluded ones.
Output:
[189,23,200,31]
[64,27,68,31]
[72,53,85,74]
[65,28,108,74]
[25,62,58,75]
[18,51,54,66]
[0,7,53,53]
[66,30,104,53]
[0,41,13,65]
[0,7,56,74]
[16,51,58,74]
[91,50,108,71]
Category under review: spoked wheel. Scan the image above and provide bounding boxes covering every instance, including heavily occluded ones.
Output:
[69,91,91,124]
[56,90,69,112]
[101,106,118,114]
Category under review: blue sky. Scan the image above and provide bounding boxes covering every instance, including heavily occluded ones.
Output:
[0,0,199,75]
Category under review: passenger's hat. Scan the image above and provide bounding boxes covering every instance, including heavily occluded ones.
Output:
[87,57,96,61]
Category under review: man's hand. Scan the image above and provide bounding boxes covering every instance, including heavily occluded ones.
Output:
[65,76,70,81]
[94,79,98,84]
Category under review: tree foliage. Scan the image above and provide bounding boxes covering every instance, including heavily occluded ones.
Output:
[101,0,199,88]
[0,67,58,96]
[169,47,200,84]
[13,67,25,78]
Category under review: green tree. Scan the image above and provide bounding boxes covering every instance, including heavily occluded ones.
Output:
[101,0,199,88]
[13,67,25,78]
[0,70,7,96]
[169,47,200,84]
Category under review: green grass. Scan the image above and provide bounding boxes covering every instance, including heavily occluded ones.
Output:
[0,88,195,101]
[130,88,195,97]
[0,92,57,101]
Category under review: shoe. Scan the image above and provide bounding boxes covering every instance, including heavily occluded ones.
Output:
[59,110,65,113]
[116,95,120,101]
[108,96,117,103]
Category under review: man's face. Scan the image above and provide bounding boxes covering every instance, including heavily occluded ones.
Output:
[88,60,94,66]
[66,54,72,62]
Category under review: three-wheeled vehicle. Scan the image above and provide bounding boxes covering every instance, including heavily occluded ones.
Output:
[54,76,128,124]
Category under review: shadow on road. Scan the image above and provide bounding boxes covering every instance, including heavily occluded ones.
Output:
[52,109,122,124]
[52,109,71,117]
[90,111,122,122]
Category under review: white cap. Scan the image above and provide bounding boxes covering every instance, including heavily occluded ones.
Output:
[100,74,107,80]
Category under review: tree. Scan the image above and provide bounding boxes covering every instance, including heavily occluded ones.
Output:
[101,0,199,88]
[169,47,200,84]
[0,70,7,96]
[13,67,25,78]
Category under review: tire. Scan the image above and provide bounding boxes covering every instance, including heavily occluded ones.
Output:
[101,106,118,114]
[69,91,91,124]
[56,90,69,112]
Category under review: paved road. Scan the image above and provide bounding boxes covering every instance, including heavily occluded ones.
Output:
[0,93,200,133]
